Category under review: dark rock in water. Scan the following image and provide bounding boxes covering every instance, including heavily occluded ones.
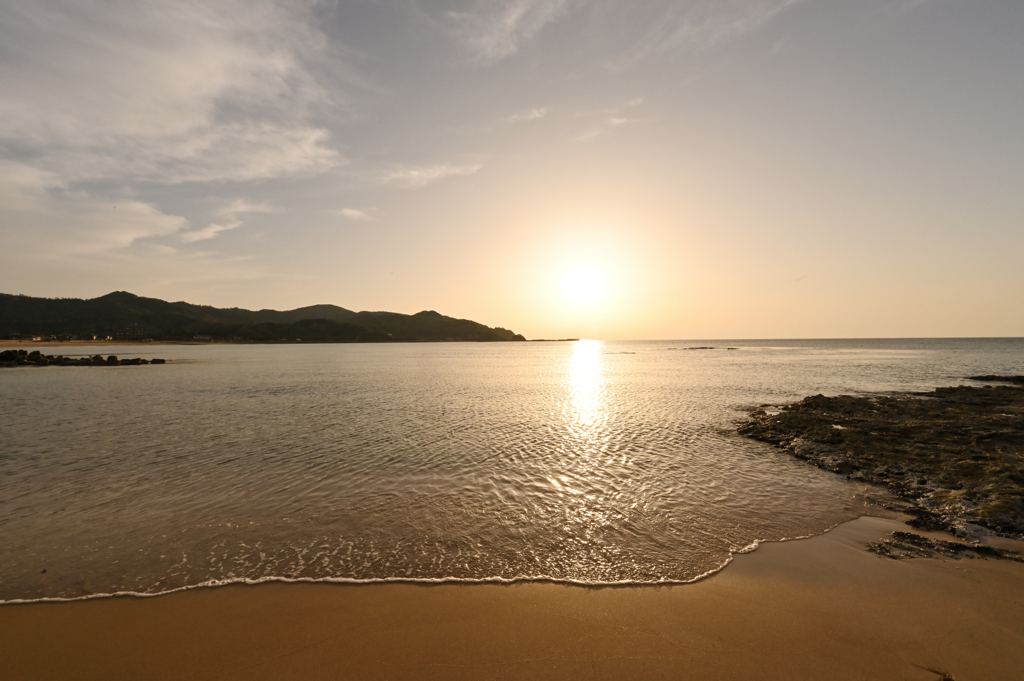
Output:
[0,349,166,369]
[867,531,1022,562]
[740,384,1024,538]
[967,375,1024,385]
[0,349,25,364]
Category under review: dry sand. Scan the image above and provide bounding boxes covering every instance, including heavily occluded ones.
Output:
[2,515,1022,681]
[0,340,206,348]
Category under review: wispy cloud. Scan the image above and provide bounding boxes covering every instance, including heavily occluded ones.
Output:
[0,0,342,185]
[179,199,273,243]
[573,98,645,142]
[0,159,271,297]
[180,220,242,244]
[335,208,375,221]
[434,0,580,63]
[382,163,484,188]
[448,106,548,136]
[0,161,186,255]
[610,0,805,70]
[503,107,549,124]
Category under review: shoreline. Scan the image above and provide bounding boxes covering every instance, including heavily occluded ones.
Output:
[0,339,532,349]
[0,493,893,605]
[3,514,1023,680]
[0,521,847,606]
[4,364,1023,678]
[0,340,220,348]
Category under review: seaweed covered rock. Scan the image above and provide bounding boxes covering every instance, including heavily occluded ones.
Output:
[740,384,1024,537]
[867,531,1022,562]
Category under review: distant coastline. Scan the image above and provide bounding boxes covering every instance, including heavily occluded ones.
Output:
[0,291,528,344]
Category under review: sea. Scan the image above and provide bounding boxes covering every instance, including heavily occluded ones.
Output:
[1,338,1022,602]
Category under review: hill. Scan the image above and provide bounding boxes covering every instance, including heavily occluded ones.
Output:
[0,291,526,343]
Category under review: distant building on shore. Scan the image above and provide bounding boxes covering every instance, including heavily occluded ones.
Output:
[114,323,145,341]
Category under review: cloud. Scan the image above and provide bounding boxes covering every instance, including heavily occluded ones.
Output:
[0,161,186,255]
[215,199,275,218]
[336,208,375,221]
[504,107,549,124]
[180,220,242,244]
[427,1,804,68]
[573,98,644,142]
[179,199,273,243]
[382,163,484,188]
[0,0,341,185]
[610,0,805,69]
[0,160,268,297]
[434,0,580,63]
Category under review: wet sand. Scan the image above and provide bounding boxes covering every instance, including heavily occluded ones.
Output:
[2,515,1023,681]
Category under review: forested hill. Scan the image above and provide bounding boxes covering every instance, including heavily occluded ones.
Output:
[0,291,527,342]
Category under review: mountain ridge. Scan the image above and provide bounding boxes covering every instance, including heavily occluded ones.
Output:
[0,291,526,343]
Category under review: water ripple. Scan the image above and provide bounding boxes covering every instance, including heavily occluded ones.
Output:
[2,338,1022,600]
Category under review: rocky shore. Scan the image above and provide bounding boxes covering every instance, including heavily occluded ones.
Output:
[0,349,166,367]
[867,530,1022,562]
[740,378,1024,540]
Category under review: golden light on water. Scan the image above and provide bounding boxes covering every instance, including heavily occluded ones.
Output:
[550,339,626,550]
[564,340,609,452]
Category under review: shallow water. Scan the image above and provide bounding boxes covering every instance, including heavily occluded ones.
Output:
[1,338,1021,601]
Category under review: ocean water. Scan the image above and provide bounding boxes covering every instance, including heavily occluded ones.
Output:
[1,338,1021,602]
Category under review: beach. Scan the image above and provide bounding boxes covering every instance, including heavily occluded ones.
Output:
[4,0,1022,676]
[3,515,1023,681]
[3,339,1023,679]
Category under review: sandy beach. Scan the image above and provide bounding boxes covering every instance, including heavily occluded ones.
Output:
[2,515,1022,681]
[0,340,215,348]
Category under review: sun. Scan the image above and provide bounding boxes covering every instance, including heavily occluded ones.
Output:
[561,266,610,307]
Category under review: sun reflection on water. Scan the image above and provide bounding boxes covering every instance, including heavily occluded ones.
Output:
[549,339,636,571]
[565,340,608,447]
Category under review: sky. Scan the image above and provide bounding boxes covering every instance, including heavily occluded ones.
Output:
[1,0,1022,340]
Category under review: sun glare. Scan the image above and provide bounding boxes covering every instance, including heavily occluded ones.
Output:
[561,267,609,307]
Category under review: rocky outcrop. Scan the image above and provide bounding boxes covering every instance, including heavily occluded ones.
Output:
[740,383,1024,539]
[867,530,1022,561]
[968,375,1024,385]
[0,349,165,367]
